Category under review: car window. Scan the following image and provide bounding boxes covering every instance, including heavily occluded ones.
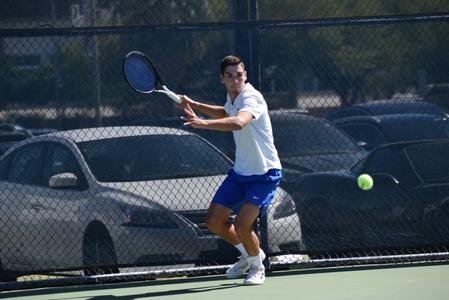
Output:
[338,123,387,150]
[42,143,86,188]
[77,134,231,182]
[386,118,449,142]
[352,146,420,187]
[187,128,235,160]
[406,141,449,183]
[8,143,45,185]
[272,117,362,157]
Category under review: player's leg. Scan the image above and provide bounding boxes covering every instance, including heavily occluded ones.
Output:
[207,204,253,279]
[206,171,255,278]
[205,203,240,245]
[237,171,281,285]
[233,203,261,256]
[206,172,249,258]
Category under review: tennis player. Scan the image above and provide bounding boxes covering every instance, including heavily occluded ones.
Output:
[179,55,282,285]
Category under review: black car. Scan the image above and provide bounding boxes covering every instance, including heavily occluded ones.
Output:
[269,112,366,186]
[293,139,449,254]
[326,100,448,121]
[185,109,309,161]
[332,114,449,150]
[183,111,366,184]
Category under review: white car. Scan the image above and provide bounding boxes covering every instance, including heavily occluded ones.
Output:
[0,126,300,281]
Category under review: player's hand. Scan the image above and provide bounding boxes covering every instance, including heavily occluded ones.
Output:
[177,95,196,110]
[182,103,207,128]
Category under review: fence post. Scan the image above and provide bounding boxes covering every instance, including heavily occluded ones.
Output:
[230,0,260,90]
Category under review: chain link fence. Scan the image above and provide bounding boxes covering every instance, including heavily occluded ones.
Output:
[1,0,449,290]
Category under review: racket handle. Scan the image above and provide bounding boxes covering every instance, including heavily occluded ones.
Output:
[161,86,181,103]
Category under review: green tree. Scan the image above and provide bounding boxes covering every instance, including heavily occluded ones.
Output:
[258,0,449,106]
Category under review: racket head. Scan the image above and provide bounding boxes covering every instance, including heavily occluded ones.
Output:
[123,51,159,93]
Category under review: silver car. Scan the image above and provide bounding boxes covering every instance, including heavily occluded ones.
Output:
[0,126,300,280]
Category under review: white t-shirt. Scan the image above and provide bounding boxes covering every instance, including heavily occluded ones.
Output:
[224,83,282,176]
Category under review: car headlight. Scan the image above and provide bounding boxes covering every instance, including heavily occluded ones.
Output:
[121,205,179,229]
[273,192,297,220]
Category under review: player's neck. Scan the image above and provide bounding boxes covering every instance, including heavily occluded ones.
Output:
[228,85,246,102]
[229,92,239,102]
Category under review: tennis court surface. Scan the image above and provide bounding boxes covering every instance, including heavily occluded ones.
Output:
[2,263,448,300]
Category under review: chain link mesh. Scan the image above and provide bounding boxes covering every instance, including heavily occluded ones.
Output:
[1,0,449,291]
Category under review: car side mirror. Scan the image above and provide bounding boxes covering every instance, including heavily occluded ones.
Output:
[49,172,78,188]
[372,173,400,184]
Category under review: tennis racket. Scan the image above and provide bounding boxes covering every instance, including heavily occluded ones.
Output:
[123,51,181,103]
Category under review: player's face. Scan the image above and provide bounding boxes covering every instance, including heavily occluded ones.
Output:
[221,64,247,96]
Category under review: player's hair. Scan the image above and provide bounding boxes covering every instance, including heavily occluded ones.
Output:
[220,55,245,75]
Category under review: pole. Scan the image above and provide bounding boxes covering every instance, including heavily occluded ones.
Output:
[83,0,102,127]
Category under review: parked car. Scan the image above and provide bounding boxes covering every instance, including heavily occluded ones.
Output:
[183,111,367,189]
[293,139,449,255]
[0,126,300,281]
[269,112,366,184]
[173,109,309,161]
[333,114,449,150]
[326,100,448,121]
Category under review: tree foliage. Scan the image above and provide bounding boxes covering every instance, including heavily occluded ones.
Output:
[1,0,448,111]
[258,0,449,105]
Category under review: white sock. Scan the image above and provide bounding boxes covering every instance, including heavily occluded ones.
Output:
[234,243,249,257]
[249,250,264,268]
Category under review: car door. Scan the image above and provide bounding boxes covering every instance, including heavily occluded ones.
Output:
[404,141,449,244]
[30,142,90,268]
[355,146,424,247]
[0,142,46,269]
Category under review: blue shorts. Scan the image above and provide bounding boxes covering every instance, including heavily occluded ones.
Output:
[212,168,282,216]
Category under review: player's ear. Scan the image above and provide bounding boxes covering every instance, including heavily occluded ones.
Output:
[220,74,225,84]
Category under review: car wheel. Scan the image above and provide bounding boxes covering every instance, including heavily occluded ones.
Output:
[82,221,119,276]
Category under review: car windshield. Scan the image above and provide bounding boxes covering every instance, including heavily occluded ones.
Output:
[77,134,231,182]
[272,118,363,157]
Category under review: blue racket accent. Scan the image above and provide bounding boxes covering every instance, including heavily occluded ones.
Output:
[124,52,157,93]
[123,51,181,103]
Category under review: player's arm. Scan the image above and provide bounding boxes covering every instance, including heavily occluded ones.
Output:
[179,95,227,119]
[183,104,252,131]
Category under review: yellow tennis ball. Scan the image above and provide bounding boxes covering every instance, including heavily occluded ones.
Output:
[357,174,373,191]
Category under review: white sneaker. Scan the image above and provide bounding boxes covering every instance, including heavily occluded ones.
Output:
[244,265,265,285]
[226,255,251,279]
[243,249,267,285]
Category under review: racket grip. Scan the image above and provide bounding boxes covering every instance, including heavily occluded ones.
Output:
[162,86,181,104]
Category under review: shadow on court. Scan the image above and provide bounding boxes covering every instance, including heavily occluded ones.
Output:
[83,283,241,300]
[0,275,242,299]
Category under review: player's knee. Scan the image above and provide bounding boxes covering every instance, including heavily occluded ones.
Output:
[205,216,222,234]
